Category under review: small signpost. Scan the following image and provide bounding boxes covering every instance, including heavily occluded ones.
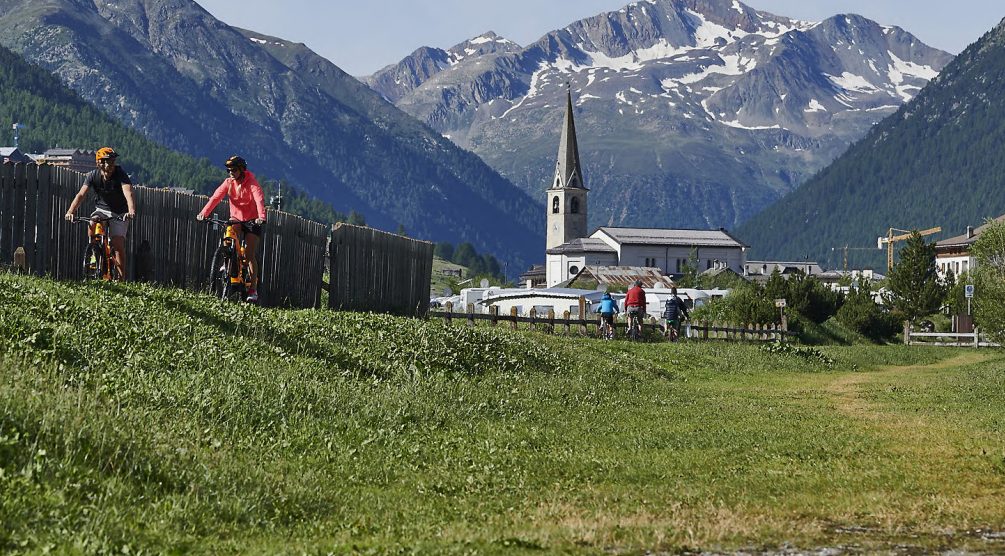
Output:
[775,298,787,331]
[965,284,975,315]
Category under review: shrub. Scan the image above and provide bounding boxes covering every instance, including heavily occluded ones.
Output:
[837,282,899,341]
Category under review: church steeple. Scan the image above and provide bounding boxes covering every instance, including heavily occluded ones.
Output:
[546,85,589,251]
[552,85,586,190]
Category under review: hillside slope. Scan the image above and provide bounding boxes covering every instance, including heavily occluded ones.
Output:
[737,18,1005,267]
[0,43,222,190]
[3,274,999,554]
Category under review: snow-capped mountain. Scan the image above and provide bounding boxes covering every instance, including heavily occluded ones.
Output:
[366,0,952,231]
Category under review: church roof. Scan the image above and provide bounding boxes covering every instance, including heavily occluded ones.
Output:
[551,87,586,191]
[594,227,747,248]
[546,237,617,255]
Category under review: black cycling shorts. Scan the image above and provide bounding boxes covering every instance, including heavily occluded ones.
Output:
[240,221,263,237]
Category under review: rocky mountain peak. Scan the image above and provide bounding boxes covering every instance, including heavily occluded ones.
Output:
[366,0,953,232]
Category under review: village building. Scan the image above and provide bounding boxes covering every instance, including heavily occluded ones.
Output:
[934,215,1005,279]
[541,88,747,288]
[1,147,30,164]
[40,148,95,173]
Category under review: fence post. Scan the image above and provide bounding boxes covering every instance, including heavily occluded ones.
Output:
[547,309,555,334]
[975,326,980,349]
[529,307,537,331]
[491,305,499,326]
[444,301,453,325]
[903,320,911,345]
[467,303,475,327]
[510,307,518,331]
[563,311,571,334]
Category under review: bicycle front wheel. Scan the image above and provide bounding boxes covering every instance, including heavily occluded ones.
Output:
[209,246,232,299]
[82,243,104,280]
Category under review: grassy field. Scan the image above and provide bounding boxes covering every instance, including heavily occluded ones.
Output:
[2,273,1004,554]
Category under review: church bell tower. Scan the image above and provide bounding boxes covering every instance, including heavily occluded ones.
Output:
[546,86,588,251]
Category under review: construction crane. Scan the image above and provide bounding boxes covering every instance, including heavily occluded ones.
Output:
[877,226,942,273]
[831,245,877,271]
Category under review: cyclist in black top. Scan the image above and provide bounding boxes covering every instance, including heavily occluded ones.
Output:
[65,147,136,281]
[662,286,691,341]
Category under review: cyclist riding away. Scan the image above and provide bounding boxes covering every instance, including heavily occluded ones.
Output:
[595,291,619,339]
[196,155,266,302]
[624,279,647,339]
[662,286,691,341]
[64,147,136,281]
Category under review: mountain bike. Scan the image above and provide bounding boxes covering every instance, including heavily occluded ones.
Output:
[664,319,682,342]
[626,309,644,341]
[76,215,126,281]
[204,217,255,302]
[598,314,616,340]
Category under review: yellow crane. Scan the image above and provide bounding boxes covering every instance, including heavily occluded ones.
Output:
[831,245,877,272]
[877,226,942,273]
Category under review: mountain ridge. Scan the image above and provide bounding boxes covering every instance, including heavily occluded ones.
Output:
[735,16,1005,269]
[366,0,951,232]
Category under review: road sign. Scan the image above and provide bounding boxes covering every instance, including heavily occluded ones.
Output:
[774,299,786,308]
[965,285,975,298]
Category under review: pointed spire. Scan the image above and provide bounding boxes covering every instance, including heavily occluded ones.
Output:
[553,84,586,190]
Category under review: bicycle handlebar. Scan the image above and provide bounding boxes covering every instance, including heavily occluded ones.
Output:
[202,217,256,226]
[73,214,127,224]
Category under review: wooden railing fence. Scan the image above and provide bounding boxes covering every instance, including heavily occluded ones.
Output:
[905,327,998,348]
[429,302,792,342]
[1,163,428,313]
[329,223,434,317]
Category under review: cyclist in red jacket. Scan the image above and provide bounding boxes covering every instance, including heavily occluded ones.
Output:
[196,156,266,302]
[624,280,647,339]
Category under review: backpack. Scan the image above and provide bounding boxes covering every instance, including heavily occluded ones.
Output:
[663,298,680,320]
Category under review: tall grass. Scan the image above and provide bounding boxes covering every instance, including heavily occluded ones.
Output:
[1,273,1003,553]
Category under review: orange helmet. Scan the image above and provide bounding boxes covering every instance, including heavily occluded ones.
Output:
[95,147,118,162]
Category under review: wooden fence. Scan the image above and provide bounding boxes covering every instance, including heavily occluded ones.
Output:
[0,163,424,311]
[329,223,434,317]
[429,302,792,342]
[905,327,999,348]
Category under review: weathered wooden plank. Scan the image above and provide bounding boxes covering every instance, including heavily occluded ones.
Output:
[0,163,14,261]
[21,164,39,272]
[34,164,53,276]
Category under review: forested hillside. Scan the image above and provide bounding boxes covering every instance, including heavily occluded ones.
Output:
[737,19,1005,269]
[0,43,353,225]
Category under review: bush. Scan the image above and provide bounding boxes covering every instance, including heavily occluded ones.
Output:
[837,283,899,341]
[692,284,778,324]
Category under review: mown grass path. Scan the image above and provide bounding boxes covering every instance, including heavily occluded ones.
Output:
[814,351,1005,549]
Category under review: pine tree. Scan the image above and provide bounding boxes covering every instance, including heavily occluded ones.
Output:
[883,232,947,322]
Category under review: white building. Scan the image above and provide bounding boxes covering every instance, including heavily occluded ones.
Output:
[933,217,1005,279]
[541,88,747,287]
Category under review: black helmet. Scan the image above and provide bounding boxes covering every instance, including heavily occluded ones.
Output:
[225,155,247,170]
[634,279,643,287]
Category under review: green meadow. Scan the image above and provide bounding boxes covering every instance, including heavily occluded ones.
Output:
[1,273,1004,554]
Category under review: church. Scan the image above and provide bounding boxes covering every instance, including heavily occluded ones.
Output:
[541,88,748,288]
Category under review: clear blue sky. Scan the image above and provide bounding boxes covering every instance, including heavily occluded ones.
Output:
[195,0,1005,76]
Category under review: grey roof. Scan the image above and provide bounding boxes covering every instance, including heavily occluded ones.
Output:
[565,266,675,289]
[546,237,617,255]
[43,148,86,156]
[0,148,28,162]
[936,214,1005,250]
[595,227,747,248]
